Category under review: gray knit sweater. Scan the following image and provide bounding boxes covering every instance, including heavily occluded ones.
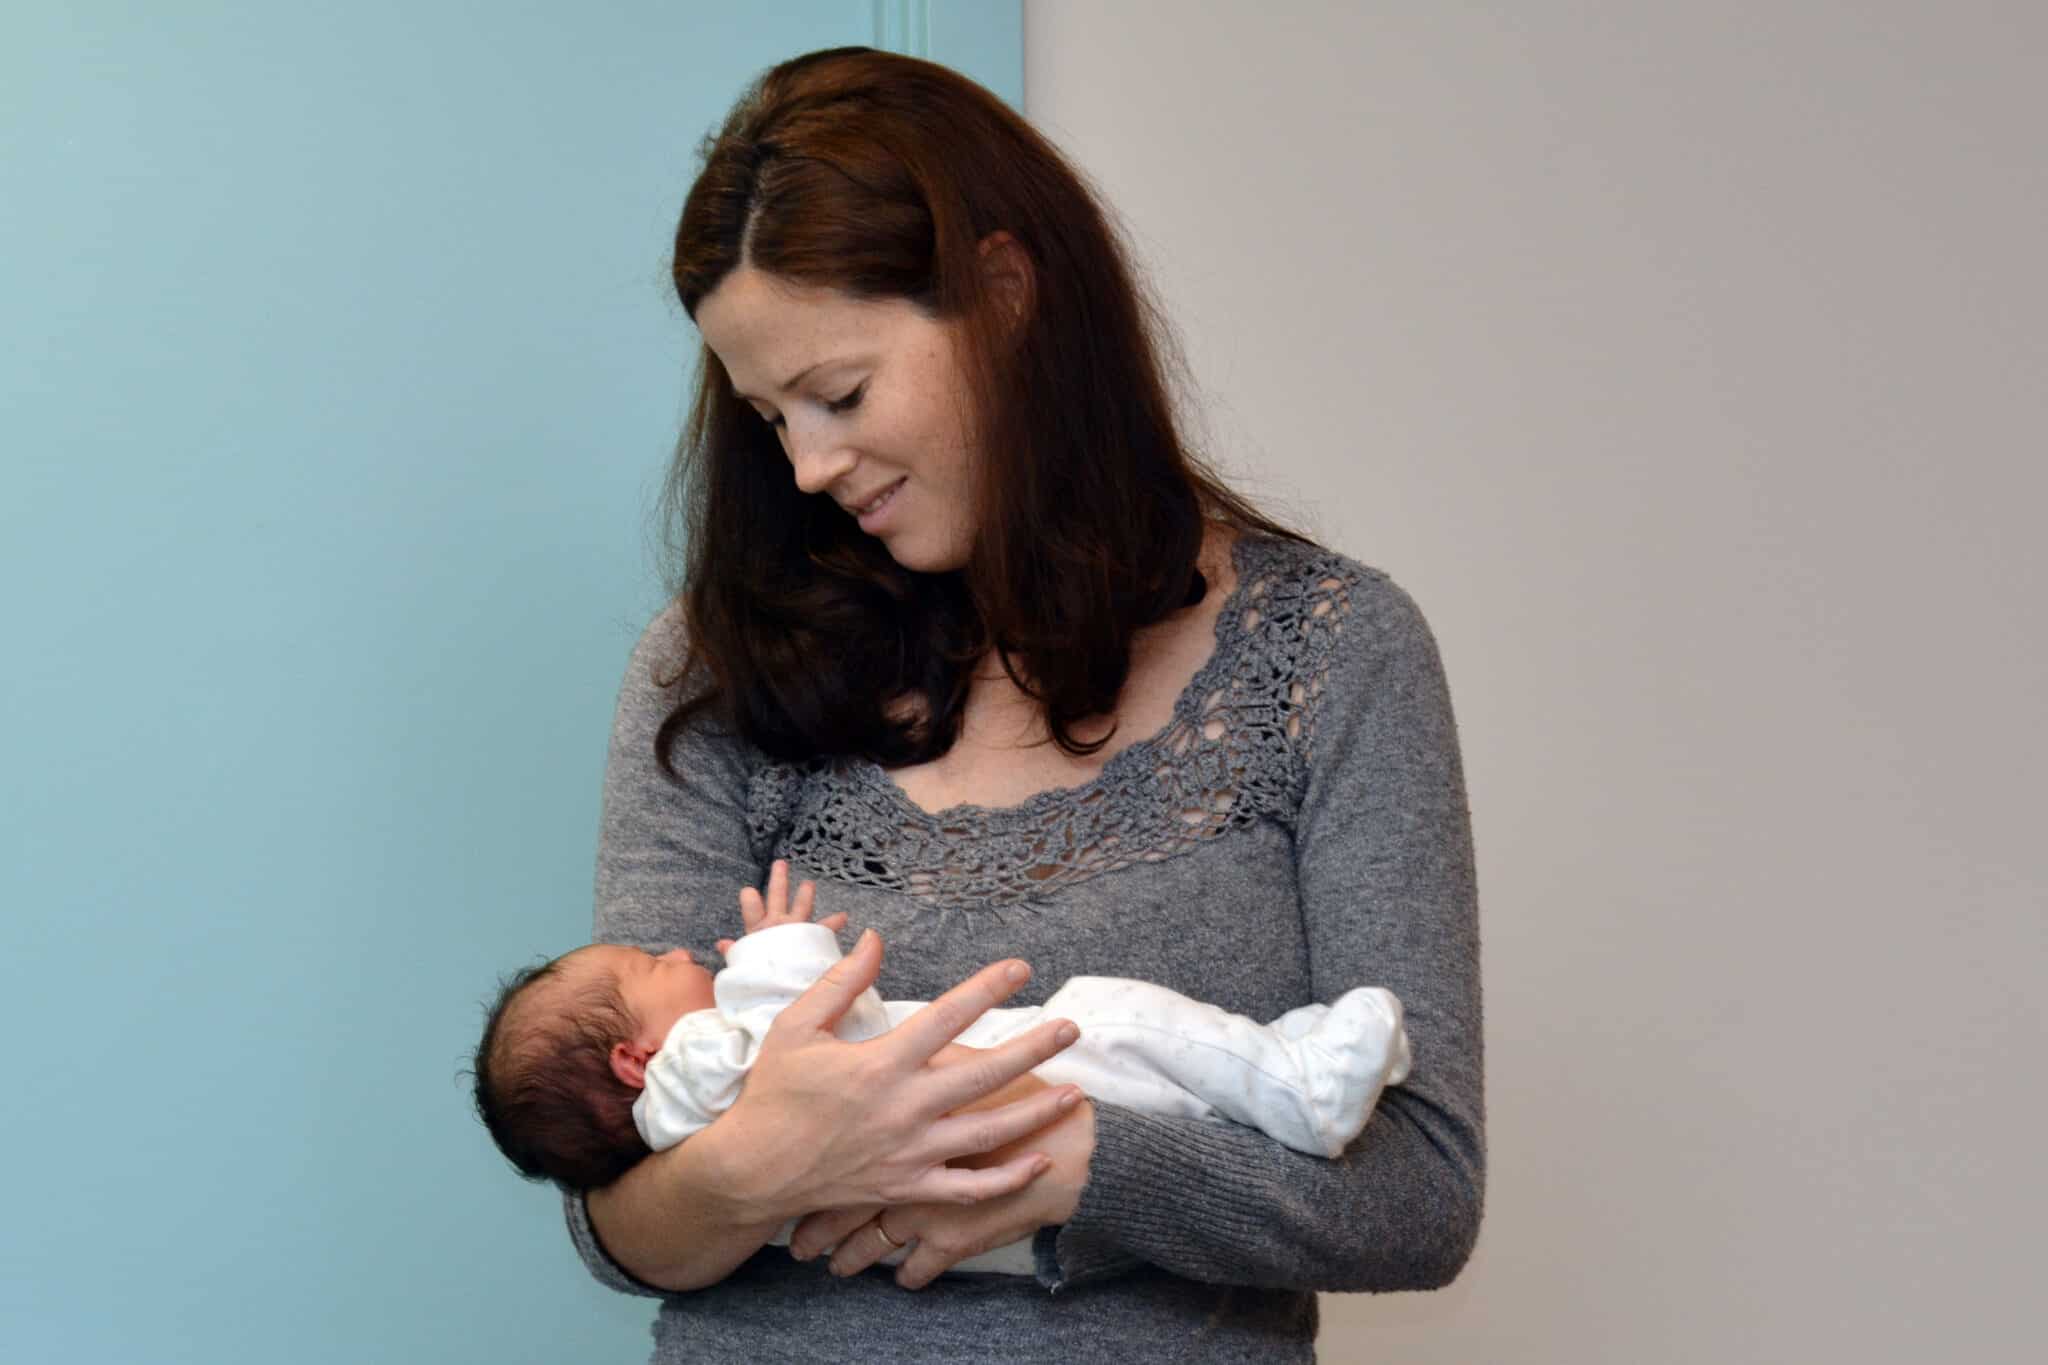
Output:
[562,533,1483,1363]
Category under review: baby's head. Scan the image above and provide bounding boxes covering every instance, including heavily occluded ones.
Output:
[472,944,716,1190]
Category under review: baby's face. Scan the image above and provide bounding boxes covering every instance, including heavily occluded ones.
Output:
[574,944,717,1045]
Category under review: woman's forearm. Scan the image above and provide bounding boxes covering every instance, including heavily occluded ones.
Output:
[1047,1090,1481,1292]
[585,1123,787,1293]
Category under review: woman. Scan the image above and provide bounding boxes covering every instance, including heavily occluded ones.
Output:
[567,46,1482,1362]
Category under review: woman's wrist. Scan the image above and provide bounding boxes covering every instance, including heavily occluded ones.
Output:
[686,1107,800,1226]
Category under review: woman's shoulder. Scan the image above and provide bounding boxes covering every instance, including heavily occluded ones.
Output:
[1227,531,1428,664]
[622,596,692,688]
[604,599,807,867]
[611,597,775,774]
[1222,532,1453,764]
[1232,527,1389,588]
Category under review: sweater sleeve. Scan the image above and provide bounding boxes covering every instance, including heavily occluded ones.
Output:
[561,605,773,1299]
[1042,569,1484,1292]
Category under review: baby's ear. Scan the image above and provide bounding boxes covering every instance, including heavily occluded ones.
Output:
[609,1040,654,1091]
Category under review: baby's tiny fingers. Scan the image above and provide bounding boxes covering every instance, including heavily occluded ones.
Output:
[793,880,816,921]
[716,938,736,955]
[738,887,764,930]
[819,912,849,934]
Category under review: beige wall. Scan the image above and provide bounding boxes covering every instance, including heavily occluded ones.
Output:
[1025,3,2045,1360]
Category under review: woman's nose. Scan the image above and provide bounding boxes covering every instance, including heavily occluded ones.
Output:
[786,425,856,495]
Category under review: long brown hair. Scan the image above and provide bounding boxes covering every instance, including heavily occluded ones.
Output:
[655,46,1301,772]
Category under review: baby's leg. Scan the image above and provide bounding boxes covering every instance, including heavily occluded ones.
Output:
[1029,978,1412,1158]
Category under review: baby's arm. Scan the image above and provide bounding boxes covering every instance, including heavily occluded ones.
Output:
[714,859,845,955]
[709,863,892,1045]
[637,866,883,1147]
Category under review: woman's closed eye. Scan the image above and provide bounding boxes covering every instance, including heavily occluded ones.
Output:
[756,383,864,431]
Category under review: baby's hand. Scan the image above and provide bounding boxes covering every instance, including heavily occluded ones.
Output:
[717,859,848,954]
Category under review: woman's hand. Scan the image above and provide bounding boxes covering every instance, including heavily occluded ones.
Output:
[701,929,1083,1223]
[792,1067,1098,1290]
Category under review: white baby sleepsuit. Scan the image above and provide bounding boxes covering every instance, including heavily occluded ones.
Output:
[634,923,1412,1160]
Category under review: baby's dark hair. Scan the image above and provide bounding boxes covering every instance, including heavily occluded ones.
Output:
[471,951,650,1192]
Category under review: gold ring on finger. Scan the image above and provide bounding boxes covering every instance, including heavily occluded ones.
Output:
[874,1223,905,1249]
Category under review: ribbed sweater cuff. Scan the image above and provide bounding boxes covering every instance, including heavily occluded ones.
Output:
[1039,1102,1267,1290]
[562,1190,667,1299]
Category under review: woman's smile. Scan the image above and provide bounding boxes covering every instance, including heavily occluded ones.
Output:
[851,477,906,532]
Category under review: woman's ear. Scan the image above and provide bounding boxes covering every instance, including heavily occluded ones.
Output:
[610,1040,655,1091]
[978,230,1035,337]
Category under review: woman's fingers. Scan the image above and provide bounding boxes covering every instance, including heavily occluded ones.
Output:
[893,1240,952,1291]
[891,1215,1009,1291]
[890,1097,1095,1289]
[822,1214,909,1279]
[770,928,884,1038]
[911,1150,1056,1206]
[822,1154,1049,1282]
[788,1203,882,1263]
[912,1084,1083,1187]
[882,958,1039,1067]
[917,1017,1080,1117]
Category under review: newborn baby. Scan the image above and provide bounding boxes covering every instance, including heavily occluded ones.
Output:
[474,862,1412,1272]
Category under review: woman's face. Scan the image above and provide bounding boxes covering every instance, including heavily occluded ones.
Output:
[695,265,980,573]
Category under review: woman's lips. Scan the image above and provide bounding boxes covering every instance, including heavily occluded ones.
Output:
[854,478,905,532]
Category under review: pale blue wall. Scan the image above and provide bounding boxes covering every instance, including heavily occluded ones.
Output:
[0,4,1016,1361]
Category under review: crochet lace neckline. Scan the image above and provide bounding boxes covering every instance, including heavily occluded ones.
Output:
[851,531,1267,824]
[759,532,1360,907]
